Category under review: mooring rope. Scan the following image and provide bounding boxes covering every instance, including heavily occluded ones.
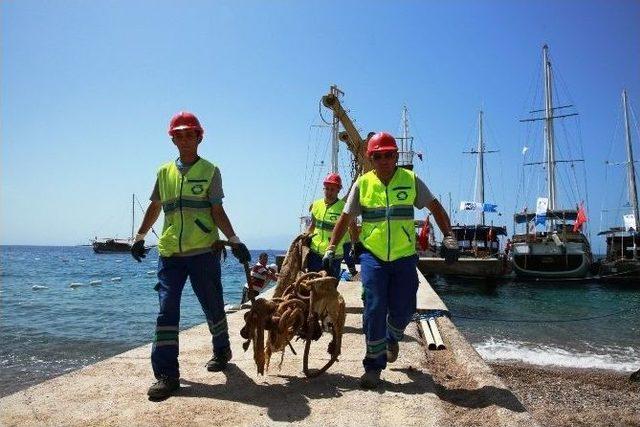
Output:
[415,306,637,324]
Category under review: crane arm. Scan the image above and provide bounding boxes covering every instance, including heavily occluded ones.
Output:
[321,92,373,174]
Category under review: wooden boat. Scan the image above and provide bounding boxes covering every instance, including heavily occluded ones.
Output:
[91,194,152,254]
[510,45,593,278]
[418,111,509,279]
[597,90,640,281]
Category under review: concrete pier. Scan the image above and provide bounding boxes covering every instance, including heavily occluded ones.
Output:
[0,270,536,426]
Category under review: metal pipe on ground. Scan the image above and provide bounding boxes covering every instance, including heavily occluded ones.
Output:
[428,317,446,350]
[419,318,438,350]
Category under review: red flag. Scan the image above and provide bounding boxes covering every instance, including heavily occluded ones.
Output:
[418,216,431,251]
[487,227,494,242]
[573,203,588,232]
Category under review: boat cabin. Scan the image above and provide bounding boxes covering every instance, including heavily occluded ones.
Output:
[451,224,507,257]
[598,228,640,261]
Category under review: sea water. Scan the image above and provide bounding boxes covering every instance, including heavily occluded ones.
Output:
[430,276,640,372]
[0,245,273,396]
[2,245,639,397]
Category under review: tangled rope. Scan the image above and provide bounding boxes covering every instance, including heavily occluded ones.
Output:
[240,234,346,378]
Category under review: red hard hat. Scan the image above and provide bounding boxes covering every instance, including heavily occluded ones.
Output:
[367,132,398,156]
[168,111,204,137]
[323,173,342,188]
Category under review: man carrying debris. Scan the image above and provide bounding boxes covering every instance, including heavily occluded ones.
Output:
[131,111,251,399]
[323,132,459,389]
[307,173,357,280]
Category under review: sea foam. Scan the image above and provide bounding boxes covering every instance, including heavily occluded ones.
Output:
[475,337,638,372]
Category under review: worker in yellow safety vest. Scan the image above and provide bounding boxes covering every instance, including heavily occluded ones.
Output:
[131,111,251,399]
[323,131,459,389]
[307,172,358,280]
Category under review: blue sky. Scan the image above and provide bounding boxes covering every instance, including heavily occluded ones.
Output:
[2,1,639,252]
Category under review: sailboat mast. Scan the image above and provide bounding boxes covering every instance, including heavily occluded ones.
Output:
[131,193,135,240]
[623,90,639,235]
[475,110,486,225]
[330,85,341,173]
[402,105,409,165]
[543,45,557,213]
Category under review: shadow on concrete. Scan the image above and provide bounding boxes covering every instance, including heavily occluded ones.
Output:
[179,365,358,422]
[390,367,527,413]
[341,325,420,344]
[178,363,525,423]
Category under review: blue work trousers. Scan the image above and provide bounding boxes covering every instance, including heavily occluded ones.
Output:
[360,251,419,372]
[151,251,230,379]
[307,250,342,280]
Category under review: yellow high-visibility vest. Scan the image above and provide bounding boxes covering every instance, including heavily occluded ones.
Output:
[157,159,219,256]
[310,198,348,256]
[359,167,417,261]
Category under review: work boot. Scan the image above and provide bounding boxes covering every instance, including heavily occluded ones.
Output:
[387,341,399,363]
[147,375,180,399]
[359,370,382,389]
[206,346,232,372]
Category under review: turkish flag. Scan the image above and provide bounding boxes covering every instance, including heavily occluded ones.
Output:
[573,203,588,232]
[418,217,431,251]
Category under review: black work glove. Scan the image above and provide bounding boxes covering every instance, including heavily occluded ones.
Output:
[131,240,146,262]
[231,243,251,264]
[440,235,459,265]
[353,241,365,258]
[322,248,336,273]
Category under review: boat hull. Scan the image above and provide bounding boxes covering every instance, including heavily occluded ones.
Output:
[418,256,507,278]
[598,259,640,281]
[511,241,592,278]
[92,241,151,254]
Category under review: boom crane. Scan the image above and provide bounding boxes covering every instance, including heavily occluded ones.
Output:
[321,86,373,176]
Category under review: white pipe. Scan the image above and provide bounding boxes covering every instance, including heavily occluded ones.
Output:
[419,318,437,350]
[428,317,446,350]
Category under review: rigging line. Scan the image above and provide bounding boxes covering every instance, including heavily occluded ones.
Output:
[523,116,545,213]
[299,124,313,216]
[134,195,159,239]
[557,120,580,206]
[450,307,635,323]
[575,114,591,237]
[299,124,316,217]
[309,135,331,206]
[484,119,505,207]
[301,124,327,216]
[318,100,332,125]
[405,108,430,182]
[630,100,640,141]
[600,159,610,231]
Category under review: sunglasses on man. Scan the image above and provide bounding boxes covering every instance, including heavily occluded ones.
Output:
[372,151,395,161]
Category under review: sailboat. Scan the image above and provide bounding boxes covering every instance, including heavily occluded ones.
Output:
[597,90,640,280]
[418,110,508,278]
[91,194,151,254]
[511,45,593,278]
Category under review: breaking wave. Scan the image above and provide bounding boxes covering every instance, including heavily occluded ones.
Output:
[475,337,639,372]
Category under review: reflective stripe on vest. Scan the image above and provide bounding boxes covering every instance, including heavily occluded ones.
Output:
[310,198,347,256]
[359,168,417,261]
[157,159,219,257]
